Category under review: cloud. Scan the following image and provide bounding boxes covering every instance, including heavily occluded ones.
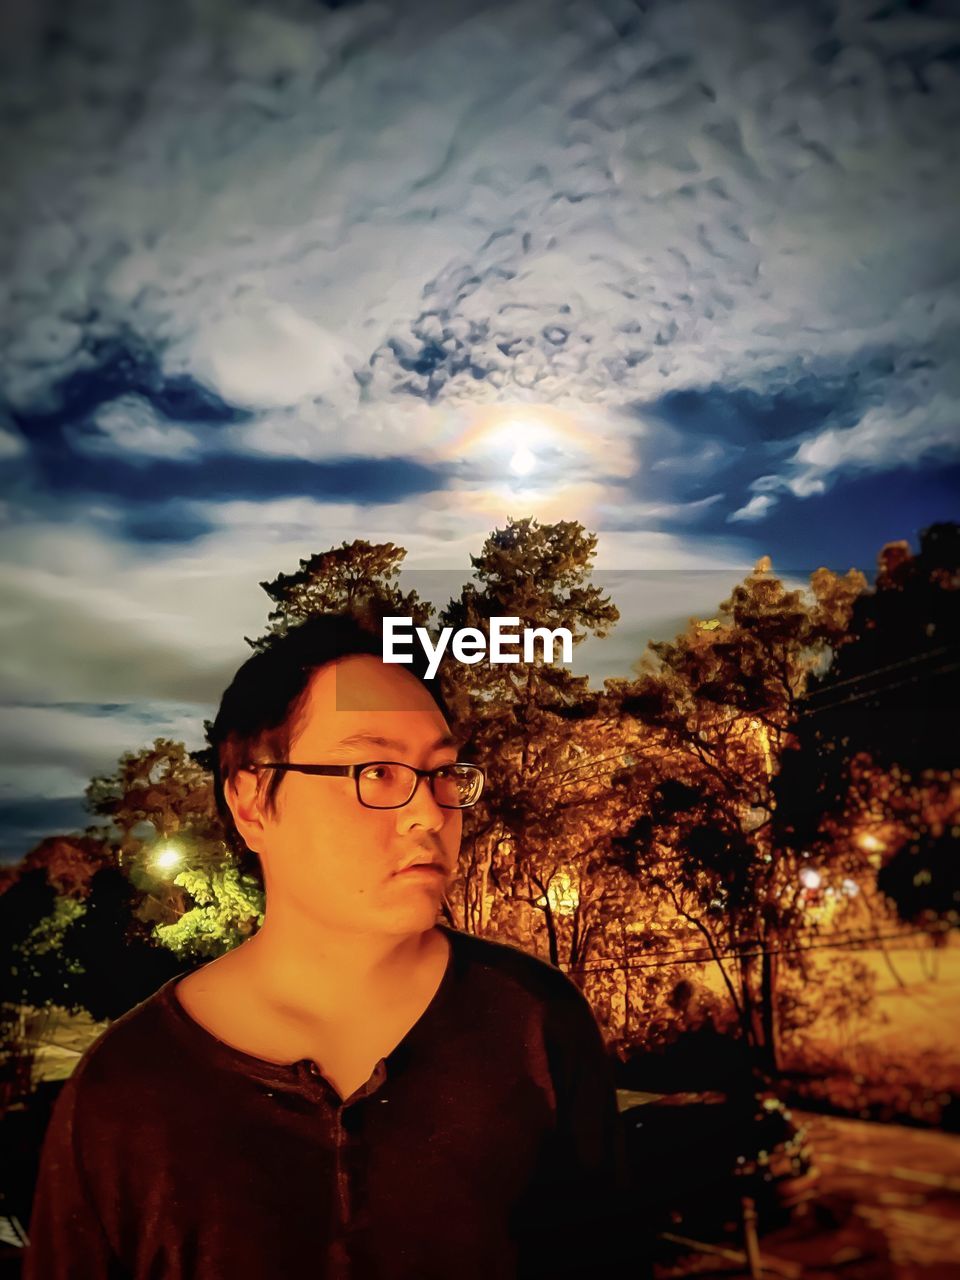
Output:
[0,796,96,862]
[67,394,203,461]
[189,303,364,410]
[0,424,26,459]
[2,0,957,495]
[731,376,960,519]
[0,702,205,780]
[21,442,448,507]
[787,395,960,494]
[728,493,777,523]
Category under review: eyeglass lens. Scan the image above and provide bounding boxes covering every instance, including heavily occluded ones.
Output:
[357,763,482,809]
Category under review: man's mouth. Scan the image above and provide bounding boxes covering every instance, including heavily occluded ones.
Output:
[395,858,447,875]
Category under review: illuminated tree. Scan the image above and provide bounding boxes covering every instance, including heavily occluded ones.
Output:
[611,559,865,1076]
[86,738,217,862]
[439,517,626,972]
[155,863,264,959]
[85,738,263,966]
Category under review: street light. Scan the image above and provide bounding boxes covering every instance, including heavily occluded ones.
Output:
[857,832,884,854]
[544,871,580,916]
[799,866,822,891]
[151,844,184,874]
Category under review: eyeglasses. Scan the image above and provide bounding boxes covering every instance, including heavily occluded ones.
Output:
[250,760,485,810]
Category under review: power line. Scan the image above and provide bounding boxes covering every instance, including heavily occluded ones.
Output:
[798,661,960,718]
[563,923,953,975]
[485,677,958,801]
[480,649,959,792]
[800,645,956,701]
[604,921,951,967]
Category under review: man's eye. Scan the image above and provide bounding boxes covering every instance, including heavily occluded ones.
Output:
[361,764,403,784]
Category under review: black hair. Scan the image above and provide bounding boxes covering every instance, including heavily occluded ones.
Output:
[208,614,450,876]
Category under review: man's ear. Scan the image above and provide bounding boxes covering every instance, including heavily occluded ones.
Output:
[225,770,269,853]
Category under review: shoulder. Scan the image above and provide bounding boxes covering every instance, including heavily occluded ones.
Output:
[441,928,612,1106]
[443,925,600,1031]
[66,977,183,1102]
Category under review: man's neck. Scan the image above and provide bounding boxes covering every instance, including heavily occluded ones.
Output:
[215,914,445,1027]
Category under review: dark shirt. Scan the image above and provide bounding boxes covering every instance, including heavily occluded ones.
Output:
[25,924,643,1278]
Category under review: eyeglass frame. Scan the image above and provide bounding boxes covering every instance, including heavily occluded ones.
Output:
[247,760,486,810]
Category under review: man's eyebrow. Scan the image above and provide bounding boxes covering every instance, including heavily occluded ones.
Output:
[333,732,460,752]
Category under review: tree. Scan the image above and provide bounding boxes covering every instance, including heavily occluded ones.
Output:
[56,869,185,1022]
[0,869,85,1101]
[780,523,960,934]
[438,518,626,975]
[611,558,866,1077]
[18,833,113,899]
[86,738,217,863]
[804,522,959,772]
[0,871,59,1010]
[155,864,264,959]
[248,539,433,650]
[85,738,263,963]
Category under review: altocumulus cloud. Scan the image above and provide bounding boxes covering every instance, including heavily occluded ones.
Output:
[1,0,958,514]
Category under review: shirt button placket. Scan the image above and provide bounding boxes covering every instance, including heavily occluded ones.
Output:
[301,1062,353,1272]
[334,1104,351,1229]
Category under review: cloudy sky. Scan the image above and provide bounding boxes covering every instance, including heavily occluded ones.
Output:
[1,0,958,861]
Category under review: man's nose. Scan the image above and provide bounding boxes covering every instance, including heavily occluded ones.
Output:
[398,774,446,831]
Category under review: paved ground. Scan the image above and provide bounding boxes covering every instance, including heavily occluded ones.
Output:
[23,1007,107,1083]
[658,1113,960,1279]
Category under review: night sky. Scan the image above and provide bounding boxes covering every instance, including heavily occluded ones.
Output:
[1,0,958,861]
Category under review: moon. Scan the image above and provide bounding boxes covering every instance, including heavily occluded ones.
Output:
[509,445,537,476]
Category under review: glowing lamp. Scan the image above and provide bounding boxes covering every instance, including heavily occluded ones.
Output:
[152,844,184,873]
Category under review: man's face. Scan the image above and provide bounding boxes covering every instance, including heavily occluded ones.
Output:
[232,655,463,936]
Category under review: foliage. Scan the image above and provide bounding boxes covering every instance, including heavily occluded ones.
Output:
[248,539,432,650]
[0,876,84,1102]
[0,874,89,1103]
[86,738,218,861]
[81,737,265,957]
[877,821,960,929]
[609,558,866,1075]
[438,517,628,969]
[810,522,959,772]
[156,864,265,959]
[775,954,879,1042]
[18,834,113,898]
[778,522,960,931]
[56,869,185,1021]
[0,870,60,1009]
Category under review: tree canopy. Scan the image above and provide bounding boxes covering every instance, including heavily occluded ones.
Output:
[3,518,955,1080]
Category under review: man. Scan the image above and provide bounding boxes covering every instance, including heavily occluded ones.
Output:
[26,614,638,1278]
